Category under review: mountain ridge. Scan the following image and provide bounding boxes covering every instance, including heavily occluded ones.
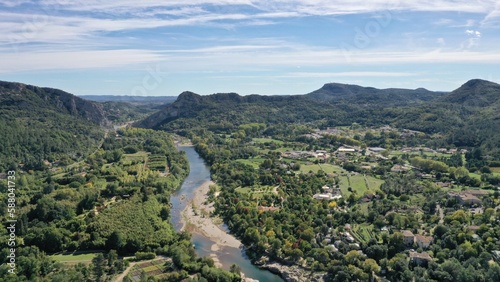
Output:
[0,80,110,127]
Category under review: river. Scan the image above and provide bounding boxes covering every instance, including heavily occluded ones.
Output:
[170,146,283,282]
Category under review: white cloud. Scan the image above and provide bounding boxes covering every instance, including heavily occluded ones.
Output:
[465,29,481,37]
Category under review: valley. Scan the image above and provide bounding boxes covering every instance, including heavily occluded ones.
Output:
[1,79,500,281]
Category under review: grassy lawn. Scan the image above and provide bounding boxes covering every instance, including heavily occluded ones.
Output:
[123,151,148,162]
[298,163,344,174]
[273,147,296,153]
[469,173,482,180]
[235,158,265,169]
[252,137,284,145]
[338,175,351,197]
[51,253,99,263]
[235,187,252,194]
[235,185,276,200]
[318,164,343,174]
[357,202,370,214]
[299,163,322,174]
[350,175,367,191]
[365,175,384,190]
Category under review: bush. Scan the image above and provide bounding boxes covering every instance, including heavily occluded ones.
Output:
[134,251,156,260]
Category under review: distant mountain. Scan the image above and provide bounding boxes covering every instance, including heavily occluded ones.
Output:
[137,79,500,157]
[306,82,445,105]
[80,95,177,105]
[137,82,448,130]
[439,79,500,107]
[0,81,108,170]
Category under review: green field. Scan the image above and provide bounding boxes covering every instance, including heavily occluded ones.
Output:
[123,151,148,162]
[252,137,284,145]
[469,173,482,180]
[236,158,265,169]
[51,253,99,263]
[235,185,277,200]
[299,163,343,174]
[365,176,384,190]
[338,175,351,196]
[339,174,382,197]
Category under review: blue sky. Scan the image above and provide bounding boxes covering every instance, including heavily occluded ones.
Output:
[1,0,499,96]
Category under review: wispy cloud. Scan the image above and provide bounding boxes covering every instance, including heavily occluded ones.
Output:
[0,49,163,73]
[1,0,499,93]
[3,44,500,75]
[280,71,418,78]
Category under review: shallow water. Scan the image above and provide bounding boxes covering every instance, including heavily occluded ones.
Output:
[171,146,283,282]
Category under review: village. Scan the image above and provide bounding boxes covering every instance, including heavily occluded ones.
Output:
[237,124,500,275]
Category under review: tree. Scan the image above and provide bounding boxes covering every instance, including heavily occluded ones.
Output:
[91,253,106,282]
[363,258,380,275]
[107,231,126,252]
[365,244,387,261]
[229,264,241,275]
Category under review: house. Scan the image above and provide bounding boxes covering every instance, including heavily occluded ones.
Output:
[368,147,386,152]
[456,193,481,205]
[410,251,432,265]
[343,232,355,243]
[470,207,484,215]
[436,182,451,188]
[337,147,356,153]
[401,230,415,246]
[466,189,489,198]
[391,165,409,173]
[415,234,433,249]
[448,191,483,206]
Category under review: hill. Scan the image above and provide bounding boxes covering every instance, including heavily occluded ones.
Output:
[306,82,445,105]
[136,91,316,130]
[0,81,109,170]
[137,79,500,157]
[439,79,500,107]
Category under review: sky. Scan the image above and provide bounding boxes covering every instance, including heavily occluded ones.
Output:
[0,0,499,96]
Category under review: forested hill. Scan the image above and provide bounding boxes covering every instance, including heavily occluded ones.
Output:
[439,79,500,107]
[306,82,446,105]
[0,81,110,126]
[137,79,500,157]
[0,80,109,171]
[136,90,307,129]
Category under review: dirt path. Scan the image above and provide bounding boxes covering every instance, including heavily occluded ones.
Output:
[114,262,137,282]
